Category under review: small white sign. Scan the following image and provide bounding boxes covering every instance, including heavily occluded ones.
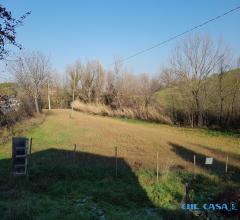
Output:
[205,157,213,165]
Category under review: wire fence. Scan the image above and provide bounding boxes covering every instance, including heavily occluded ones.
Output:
[29,144,239,182]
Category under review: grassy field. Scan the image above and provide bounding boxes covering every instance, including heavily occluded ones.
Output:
[0,109,239,219]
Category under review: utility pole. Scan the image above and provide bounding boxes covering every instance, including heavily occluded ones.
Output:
[70,70,76,118]
[72,70,76,102]
[47,80,51,110]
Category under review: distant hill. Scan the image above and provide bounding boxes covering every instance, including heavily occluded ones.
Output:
[155,68,240,128]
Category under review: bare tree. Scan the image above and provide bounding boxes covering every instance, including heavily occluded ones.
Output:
[216,53,233,126]
[112,58,126,108]
[81,61,97,102]
[9,52,51,113]
[91,60,105,102]
[79,60,105,103]
[139,73,160,108]
[170,33,225,126]
[227,59,240,126]
[159,67,178,88]
[67,61,82,102]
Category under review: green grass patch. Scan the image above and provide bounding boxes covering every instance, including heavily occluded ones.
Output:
[0,148,236,219]
[198,128,240,138]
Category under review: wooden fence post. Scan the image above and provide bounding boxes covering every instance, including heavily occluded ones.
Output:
[156,152,159,181]
[193,154,196,177]
[29,138,32,156]
[73,144,76,163]
[225,155,228,173]
[115,147,118,177]
[27,138,32,178]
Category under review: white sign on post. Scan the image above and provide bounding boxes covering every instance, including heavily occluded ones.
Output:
[205,157,213,165]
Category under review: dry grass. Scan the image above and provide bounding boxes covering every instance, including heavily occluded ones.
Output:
[71,100,172,124]
[1,109,239,175]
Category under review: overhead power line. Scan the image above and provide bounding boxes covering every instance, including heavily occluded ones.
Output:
[111,5,240,65]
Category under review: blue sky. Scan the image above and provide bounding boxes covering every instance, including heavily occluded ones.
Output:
[1,0,240,78]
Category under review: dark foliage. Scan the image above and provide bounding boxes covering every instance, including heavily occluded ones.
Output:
[0,4,30,60]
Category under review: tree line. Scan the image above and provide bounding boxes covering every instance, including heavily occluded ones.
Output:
[159,33,240,129]
[3,33,240,130]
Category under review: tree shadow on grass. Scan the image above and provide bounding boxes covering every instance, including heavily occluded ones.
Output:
[169,142,240,184]
[0,148,187,220]
[188,142,240,161]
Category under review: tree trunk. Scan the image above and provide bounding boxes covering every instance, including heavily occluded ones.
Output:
[34,97,40,114]
[87,88,91,102]
[48,94,51,110]
[192,90,200,127]
[191,111,194,128]
[48,81,51,110]
[219,97,224,127]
